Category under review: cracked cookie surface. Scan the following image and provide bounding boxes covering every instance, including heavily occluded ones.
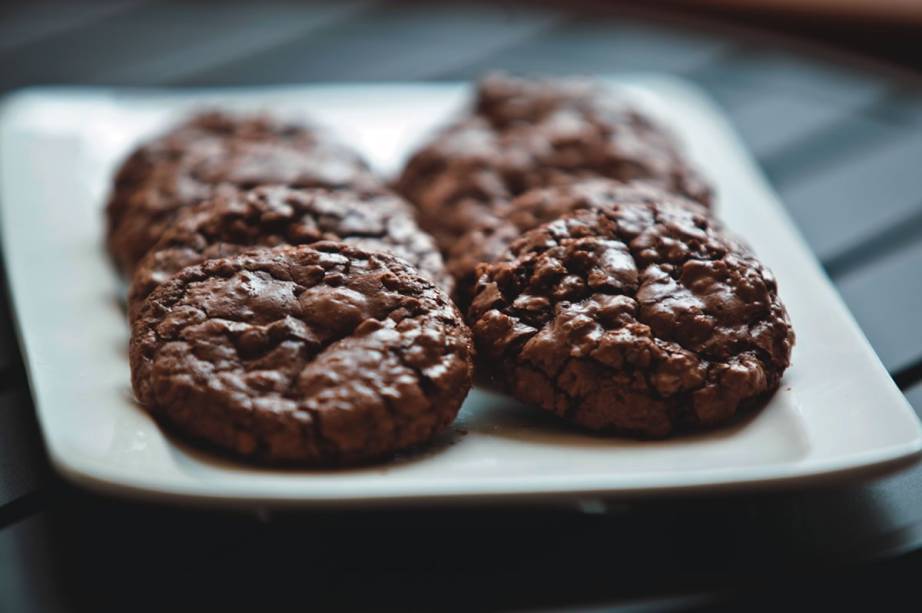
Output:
[128,185,451,321]
[447,179,709,309]
[467,204,793,437]
[130,243,473,464]
[106,111,377,274]
[396,74,712,249]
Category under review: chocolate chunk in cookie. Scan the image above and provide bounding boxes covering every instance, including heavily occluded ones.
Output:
[130,244,473,464]
[396,74,712,250]
[468,205,793,437]
[106,111,377,274]
[128,185,451,321]
[447,178,709,309]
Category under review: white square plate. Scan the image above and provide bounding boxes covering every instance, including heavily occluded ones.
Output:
[1,77,920,507]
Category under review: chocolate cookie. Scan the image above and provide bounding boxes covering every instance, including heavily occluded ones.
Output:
[447,179,709,309]
[396,74,712,250]
[106,111,377,274]
[468,205,793,437]
[128,185,451,321]
[130,244,473,464]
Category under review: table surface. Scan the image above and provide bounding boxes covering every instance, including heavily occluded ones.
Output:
[3,1,922,610]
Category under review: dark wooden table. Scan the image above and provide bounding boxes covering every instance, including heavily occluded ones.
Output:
[3,1,922,610]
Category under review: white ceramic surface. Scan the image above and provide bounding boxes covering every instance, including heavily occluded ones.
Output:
[1,77,919,507]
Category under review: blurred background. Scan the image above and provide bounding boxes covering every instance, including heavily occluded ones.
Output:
[2,1,922,611]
